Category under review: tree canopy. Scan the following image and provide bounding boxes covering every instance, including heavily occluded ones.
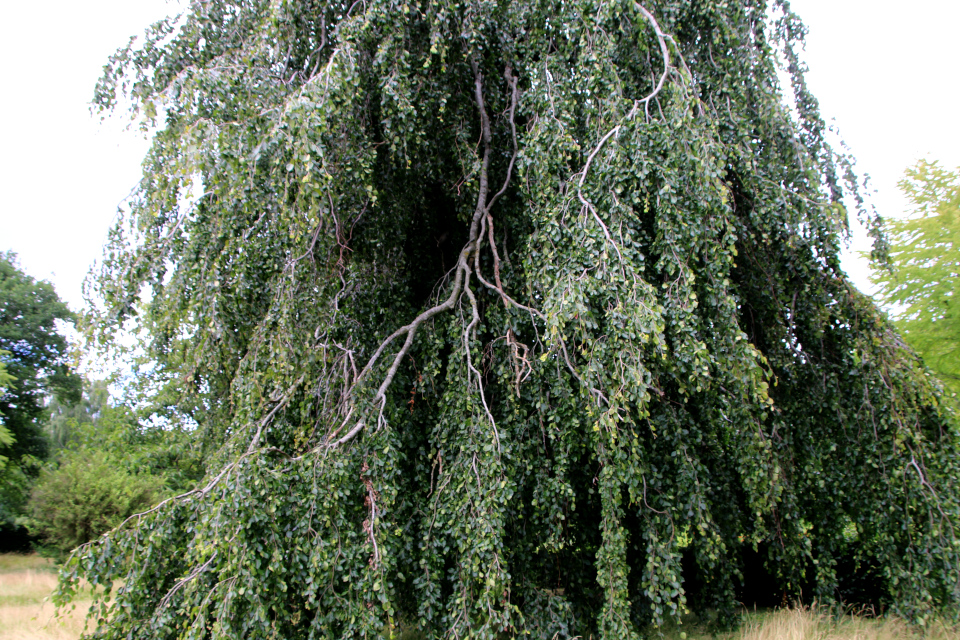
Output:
[63,0,959,637]
[870,160,959,399]
[0,251,79,528]
[0,351,16,471]
[43,378,204,489]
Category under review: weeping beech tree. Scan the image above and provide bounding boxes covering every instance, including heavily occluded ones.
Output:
[61,0,959,637]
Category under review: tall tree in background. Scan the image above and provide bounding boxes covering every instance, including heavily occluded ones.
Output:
[871,160,959,398]
[0,252,80,529]
[0,350,15,471]
[43,377,204,490]
[64,0,958,637]
[44,378,111,451]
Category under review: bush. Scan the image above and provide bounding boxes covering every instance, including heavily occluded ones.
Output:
[25,450,164,555]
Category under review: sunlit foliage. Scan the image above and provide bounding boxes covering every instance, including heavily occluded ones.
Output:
[871,160,959,399]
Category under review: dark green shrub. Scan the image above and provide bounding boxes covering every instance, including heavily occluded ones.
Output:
[25,450,164,555]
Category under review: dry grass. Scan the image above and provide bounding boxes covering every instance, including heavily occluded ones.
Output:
[0,554,56,574]
[0,554,956,639]
[735,606,960,640]
[0,554,92,640]
[647,606,960,640]
[0,598,91,640]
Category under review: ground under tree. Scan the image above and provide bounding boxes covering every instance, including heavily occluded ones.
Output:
[62,0,959,637]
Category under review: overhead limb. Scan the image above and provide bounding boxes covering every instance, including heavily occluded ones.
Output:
[577,2,674,262]
[293,17,674,447]
[332,53,498,448]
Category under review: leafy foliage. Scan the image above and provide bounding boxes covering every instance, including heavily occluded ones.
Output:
[45,378,204,492]
[62,0,959,638]
[26,449,166,556]
[0,252,80,528]
[0,350,15,471]
[870,160,959,398]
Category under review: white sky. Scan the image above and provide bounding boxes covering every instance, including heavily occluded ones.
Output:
[1,0,958,312]
[790,0,960,293]
[0,0,178,312]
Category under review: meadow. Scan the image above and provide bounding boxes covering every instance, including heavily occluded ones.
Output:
[0,554,90,640]
[0,553,956,639]
[658,607,959,640]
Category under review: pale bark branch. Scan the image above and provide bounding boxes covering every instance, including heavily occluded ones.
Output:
[577,2,674,262]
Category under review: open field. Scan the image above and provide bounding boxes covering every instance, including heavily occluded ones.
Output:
[0,554,91,640]
[1,554,956,639]
[650,607,960,640]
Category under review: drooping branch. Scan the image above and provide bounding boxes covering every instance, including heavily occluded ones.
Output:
[577,2,675,263]
[627,3,672,118]
[332,53,503,447]
[476,65,519,307]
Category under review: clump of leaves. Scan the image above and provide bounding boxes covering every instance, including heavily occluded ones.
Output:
[870,159,960,399]
[0,251,80,530]
[26,450,165,556]
[60,0,959,638]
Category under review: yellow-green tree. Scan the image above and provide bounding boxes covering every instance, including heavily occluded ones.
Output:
[871,160,959,398]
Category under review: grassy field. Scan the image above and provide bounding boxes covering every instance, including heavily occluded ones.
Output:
[650,607,960,640]
[0,554,91,640]
[0,553,956,639]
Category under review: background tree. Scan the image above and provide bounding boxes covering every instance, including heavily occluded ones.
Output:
[45,378,110,451]
[0,252,80,538]
[25,449,166,557]
[870,159,959,398]
[45,377,205,490]
[0,350,15,471]
[14,376,203,556]
[61,0,959,637]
